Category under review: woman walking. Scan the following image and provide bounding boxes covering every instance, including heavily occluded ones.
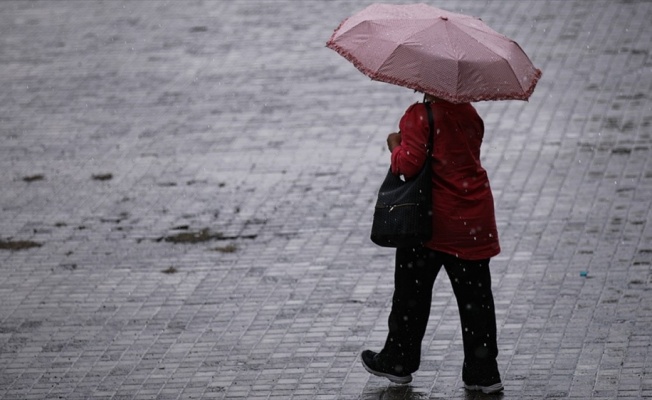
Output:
[361,94,503,394]
[326,4,540,394]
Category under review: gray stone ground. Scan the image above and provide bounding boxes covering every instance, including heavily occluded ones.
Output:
[1,0,651,399]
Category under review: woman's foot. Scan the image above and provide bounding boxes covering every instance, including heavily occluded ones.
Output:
[360,350,413,384]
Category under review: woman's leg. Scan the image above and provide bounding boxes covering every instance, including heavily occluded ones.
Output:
[381,246,442,373]
[441,253,501,386]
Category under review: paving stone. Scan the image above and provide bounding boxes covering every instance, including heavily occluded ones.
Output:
[1,0,651,398]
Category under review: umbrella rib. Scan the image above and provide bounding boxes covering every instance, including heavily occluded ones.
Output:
[328,34,407,86]
[451,21,542,99]
[447,23,522,91]
[384,20,461,99]
[353,37,403,79]
[442,21,461,98]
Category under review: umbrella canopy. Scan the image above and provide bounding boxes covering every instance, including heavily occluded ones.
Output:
[326,3,542,103]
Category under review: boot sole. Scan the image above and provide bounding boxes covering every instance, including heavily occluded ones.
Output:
[464,382,504,394]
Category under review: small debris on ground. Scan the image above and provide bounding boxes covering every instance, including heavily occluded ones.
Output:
[0,239,42,251]
[162,228,223,244]
[92,173,113,181]
[212,244,238,253]
[23,174,45,182]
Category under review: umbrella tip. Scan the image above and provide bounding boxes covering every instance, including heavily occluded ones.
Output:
[440,16,448,21]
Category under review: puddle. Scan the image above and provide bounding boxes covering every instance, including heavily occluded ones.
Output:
[162,228,223,244]
[157,228,257,244]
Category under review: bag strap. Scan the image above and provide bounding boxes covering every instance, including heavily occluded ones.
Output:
[424,102,435,156]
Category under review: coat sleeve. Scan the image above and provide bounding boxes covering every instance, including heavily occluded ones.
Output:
[390,104,430,179]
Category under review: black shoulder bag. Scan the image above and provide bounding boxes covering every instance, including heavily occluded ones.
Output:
[370,102,435,248]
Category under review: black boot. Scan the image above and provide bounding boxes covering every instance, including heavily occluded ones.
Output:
[360,350,413,384]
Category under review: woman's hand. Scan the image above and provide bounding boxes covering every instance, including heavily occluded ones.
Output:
[387,132,402,152]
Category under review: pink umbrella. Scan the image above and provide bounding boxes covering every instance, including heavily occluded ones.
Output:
[326,3,542,103]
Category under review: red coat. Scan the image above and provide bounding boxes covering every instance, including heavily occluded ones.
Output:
[390,102,500,260]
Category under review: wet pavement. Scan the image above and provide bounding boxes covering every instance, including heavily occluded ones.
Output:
[1,0,651,399]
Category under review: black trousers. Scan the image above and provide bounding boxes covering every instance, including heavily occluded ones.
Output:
[381,247,500,383]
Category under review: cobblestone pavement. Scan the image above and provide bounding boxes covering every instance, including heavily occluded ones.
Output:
[1,1,651,399]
